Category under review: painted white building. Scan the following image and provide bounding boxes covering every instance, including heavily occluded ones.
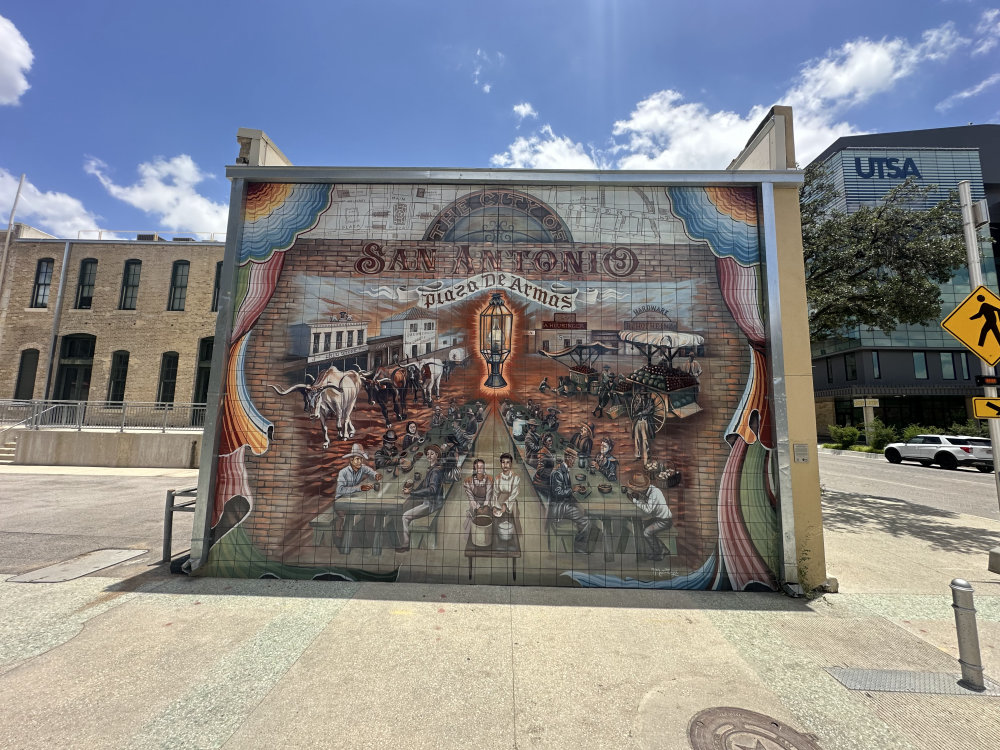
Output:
[380,307,437,360]
[307,311,370,366]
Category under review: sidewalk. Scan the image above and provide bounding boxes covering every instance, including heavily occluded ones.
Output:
[1,470,998,748]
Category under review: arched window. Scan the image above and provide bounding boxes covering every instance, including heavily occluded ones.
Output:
[14,349,39,399]
[168,260,190,311]
[106,350,129,403]
[75,258,98,309]
[30,258,54,308]
[157,351,179,404]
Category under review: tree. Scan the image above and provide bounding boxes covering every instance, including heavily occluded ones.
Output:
[800,163,968,340]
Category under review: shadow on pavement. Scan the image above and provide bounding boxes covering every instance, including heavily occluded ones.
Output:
[822,488,1000,555]
[102,565,815,612]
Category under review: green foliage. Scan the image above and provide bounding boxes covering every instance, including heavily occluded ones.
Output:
[901,424,942,441]
[828,424,860,449]
[864,418,897,450]
[801,164,968,340]
[948,418,989,438]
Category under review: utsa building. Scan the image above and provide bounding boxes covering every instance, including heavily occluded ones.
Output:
[809,125,1000,433]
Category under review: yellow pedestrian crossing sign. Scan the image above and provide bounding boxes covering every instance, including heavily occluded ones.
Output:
[941,285,1000,367]
[972,397,1000,419]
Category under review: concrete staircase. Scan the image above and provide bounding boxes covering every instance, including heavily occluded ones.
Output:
[0,434,17,464]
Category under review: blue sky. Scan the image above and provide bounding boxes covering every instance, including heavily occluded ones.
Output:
[1,1,998,239]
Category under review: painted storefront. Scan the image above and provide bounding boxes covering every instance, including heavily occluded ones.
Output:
[197,180,784,590]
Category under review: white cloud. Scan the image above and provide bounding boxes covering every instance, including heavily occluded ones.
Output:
[492,22,966,171]
[490,125,600,169]
[85,155,228,233]
[936,72,1000,111]
[513,102,538,123]
[973,8,1000,55]
[0,14,33,105]
[472,48,503,93]
[0,167,112,238]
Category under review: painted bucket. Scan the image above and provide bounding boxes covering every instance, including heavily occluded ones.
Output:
[496,520,514,542]
[471,515,493,547]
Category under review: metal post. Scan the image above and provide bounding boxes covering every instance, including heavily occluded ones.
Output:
[950,578,986,691]
[76,401,83,431]
[162,490,175,563]
[959,183,1000,574]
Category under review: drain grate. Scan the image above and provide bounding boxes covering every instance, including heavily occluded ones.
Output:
[827,668,1000,696]
[688,707,824,750]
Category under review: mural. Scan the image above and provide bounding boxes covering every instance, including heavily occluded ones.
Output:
[199,183,780,590]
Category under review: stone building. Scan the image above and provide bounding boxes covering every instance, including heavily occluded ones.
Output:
[0,223,223,407]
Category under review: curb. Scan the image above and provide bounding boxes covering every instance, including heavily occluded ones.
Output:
[818,447,885,460]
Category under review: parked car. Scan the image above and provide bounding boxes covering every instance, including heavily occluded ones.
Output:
[883,434,994,471]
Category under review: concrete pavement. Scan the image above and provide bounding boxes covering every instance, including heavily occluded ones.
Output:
[0,460,998,749]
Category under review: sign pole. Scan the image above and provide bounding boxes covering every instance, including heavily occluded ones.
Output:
[958,181,1000,531]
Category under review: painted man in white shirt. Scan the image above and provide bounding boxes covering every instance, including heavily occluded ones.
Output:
[625,471,672,561]
[493,452,520,518]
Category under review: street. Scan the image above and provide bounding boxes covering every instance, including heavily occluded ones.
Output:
[820,450,1000,521]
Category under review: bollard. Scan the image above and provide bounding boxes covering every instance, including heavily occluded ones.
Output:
[950,578,986,691]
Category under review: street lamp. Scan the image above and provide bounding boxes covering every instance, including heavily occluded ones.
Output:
[479,292,513,388]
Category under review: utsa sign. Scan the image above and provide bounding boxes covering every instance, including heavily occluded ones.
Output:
[854,157,922,179]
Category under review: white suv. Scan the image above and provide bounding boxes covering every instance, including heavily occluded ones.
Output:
[883,434,994,472]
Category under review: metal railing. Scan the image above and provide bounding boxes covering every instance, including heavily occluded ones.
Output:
[0,399,209,433]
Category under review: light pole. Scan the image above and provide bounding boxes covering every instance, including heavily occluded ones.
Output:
[957,181,1000,572]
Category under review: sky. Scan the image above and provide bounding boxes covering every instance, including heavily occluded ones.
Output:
[1,1,998,240]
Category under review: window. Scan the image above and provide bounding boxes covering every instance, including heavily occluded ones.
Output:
[30,258,54,308]
[960,352,970,379]
[845,353,857,381]
[211,261,223,312]
[913,352,928,380]
[323,332,331,351]
[347,331,354,348]
[357,329,364,345]
[940,352,956,380]
[157,352,179,404]
[336,331,343,349]
[409,324,417,333]
[14,349,39,399]
[193,338,214,406]
[312,333,320,354]
[826,358,833,384]
[871,351,881,380]
[106,350,129,403]
[167,260,189,311]
[424,322,433,331]
[75,259,98,309]
[119,260,141,310]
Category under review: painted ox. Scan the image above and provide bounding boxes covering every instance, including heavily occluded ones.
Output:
[270,366,360,448]
[355,366,404,427]
[418,358,445,403]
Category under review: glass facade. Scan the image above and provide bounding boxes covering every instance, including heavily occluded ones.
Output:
[812,146,995,356]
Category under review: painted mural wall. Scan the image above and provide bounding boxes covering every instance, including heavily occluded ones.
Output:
[200,182,780,590]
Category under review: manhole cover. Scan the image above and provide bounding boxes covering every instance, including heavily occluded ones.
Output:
[688,707,823,750]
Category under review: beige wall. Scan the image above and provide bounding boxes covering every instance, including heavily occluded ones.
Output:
[0,237,222,403]
[731,105,827,591]
[15,430,202,468]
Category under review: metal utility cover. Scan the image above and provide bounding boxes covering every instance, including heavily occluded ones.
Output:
[941,284,1000,366]
[7,549,147,583]
[827,667,1000,696]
